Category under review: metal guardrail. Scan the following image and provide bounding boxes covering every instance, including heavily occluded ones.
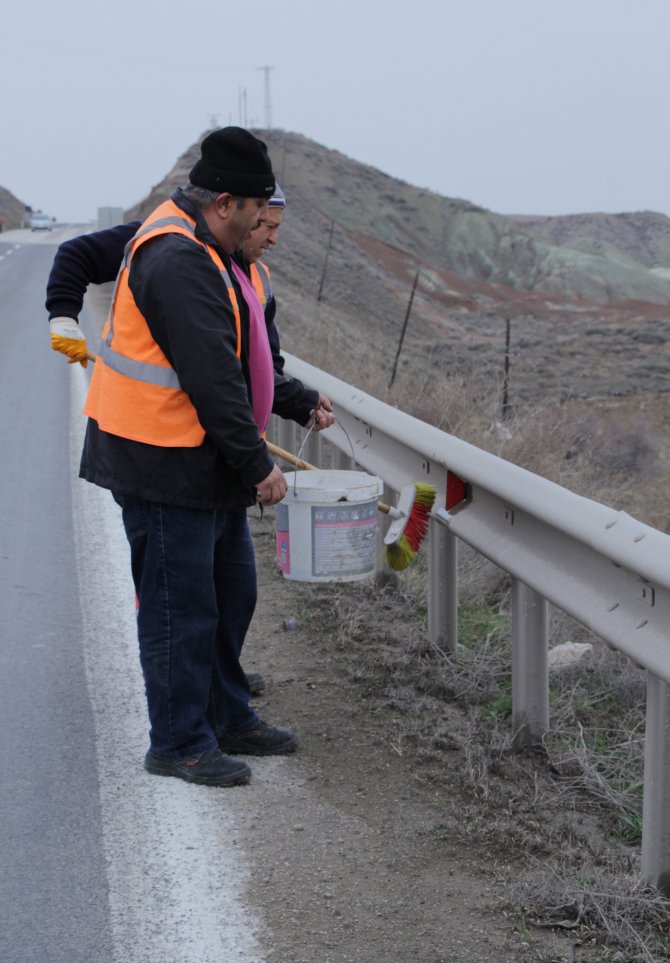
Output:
[270,352,670,896]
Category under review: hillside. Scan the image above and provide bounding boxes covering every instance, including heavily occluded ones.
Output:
[126,129,670,308]
[0,185,28,230]
[124,130,670,422]
[512,210,670,272]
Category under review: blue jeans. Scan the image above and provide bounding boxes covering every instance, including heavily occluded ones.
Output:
[113,495,260,759]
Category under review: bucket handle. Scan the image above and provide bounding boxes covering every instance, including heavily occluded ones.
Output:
[267,440,398,516]
[293,420,358,495]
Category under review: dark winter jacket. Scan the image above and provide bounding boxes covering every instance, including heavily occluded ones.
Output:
[48,190,317,509]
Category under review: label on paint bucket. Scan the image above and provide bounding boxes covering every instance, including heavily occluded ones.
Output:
[311,501,378,577]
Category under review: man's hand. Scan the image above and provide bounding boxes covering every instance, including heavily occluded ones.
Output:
[306,393,335,431]
[256,464,288,506]
[50,317,88,367]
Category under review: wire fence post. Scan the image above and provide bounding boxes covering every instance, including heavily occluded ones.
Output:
[388,270,420,389]
[316,219,335,302]
[502,316,511,421]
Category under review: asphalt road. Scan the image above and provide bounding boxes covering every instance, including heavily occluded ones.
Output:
[0,230,263,963]
[0,231,115,963]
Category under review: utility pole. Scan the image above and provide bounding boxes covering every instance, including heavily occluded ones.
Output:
[238,87,248,127]
[257,65,275,129]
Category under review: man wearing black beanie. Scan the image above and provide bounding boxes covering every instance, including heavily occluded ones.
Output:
[189,127,276,197]
[71,128,323,787]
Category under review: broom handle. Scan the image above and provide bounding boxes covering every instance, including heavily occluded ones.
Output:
[84,351,394,517]
[265,441,392,514]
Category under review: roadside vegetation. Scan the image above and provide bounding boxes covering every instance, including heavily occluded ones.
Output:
[290,557,670,961]
[285,355,670,962]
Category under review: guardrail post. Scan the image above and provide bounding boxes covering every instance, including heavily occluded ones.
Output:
[266,414,278,445]
[641,673,670,896]
[428,517,458,653]
[302,429,322,467]
[277,418,296,456]
[374,485,397,576]
[332,446,353,470]
[511,579,549,750]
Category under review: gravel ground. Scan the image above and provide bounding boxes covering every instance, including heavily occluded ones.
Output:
[238,515,576,963]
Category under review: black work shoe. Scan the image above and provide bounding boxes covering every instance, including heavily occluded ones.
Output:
[143,747,251,786]
[218,722,299,756]
[244,670,266,695]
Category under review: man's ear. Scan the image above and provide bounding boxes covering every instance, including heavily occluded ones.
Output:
[214,193,233,217]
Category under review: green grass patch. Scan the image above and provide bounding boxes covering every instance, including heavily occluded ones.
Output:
[458,604,508,649]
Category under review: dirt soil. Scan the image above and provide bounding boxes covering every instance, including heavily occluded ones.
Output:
[240,513,578,963]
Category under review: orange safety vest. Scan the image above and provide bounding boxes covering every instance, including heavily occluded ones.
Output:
[249,261,273,306]
[84,199,242,447]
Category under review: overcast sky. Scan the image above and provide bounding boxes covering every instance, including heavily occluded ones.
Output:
[3,0,668,223]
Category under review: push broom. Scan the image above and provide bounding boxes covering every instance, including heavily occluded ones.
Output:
[53,342,436,570]
[266,441,436,572]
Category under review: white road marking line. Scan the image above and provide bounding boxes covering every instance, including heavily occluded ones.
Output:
[69,365,266,963]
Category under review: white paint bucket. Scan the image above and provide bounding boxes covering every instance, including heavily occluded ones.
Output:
[275,470,384,582]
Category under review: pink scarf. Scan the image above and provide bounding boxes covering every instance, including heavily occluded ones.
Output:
[230,261,274,435]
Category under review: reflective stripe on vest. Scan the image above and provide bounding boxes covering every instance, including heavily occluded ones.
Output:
[250,261,273,306]
[83,199,242,447]
[98,339,181,388]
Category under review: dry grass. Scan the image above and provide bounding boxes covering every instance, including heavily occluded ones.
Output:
[289,423,669,962]
[312,342,668,528]
[289,284,670,959]
[296,569,670,961]
[510,865,670,963]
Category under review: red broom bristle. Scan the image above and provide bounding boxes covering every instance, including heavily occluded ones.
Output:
[401,485,436,552]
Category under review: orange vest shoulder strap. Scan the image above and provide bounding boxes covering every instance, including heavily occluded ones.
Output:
[106,200,243,358]
[250,260,273,306]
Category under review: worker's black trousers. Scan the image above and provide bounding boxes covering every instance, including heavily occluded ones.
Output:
[113,494,260,760]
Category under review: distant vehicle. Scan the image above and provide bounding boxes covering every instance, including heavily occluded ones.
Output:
[31,212,54,231]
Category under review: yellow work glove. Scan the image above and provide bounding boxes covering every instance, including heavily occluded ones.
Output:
[50,317,88,368]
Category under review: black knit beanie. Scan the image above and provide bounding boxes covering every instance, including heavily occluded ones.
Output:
[189,127,275,198]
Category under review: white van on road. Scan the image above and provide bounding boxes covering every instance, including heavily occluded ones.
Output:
[31,212,54,231]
